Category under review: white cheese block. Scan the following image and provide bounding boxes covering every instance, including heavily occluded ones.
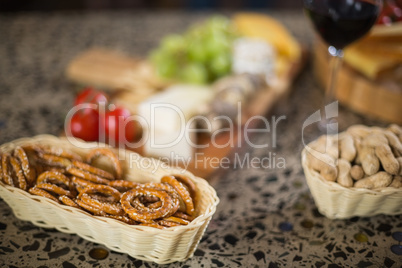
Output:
[232,37,276,77]
[138,84,213,160]
[143,127,195,163]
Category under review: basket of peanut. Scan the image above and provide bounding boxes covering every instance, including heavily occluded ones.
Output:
[301,124,402,219]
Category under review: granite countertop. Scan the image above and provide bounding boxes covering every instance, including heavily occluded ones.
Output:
[0,10,401,268]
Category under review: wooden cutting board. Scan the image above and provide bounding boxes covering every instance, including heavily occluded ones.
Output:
[313,39,402,124]
[66,47,307,178]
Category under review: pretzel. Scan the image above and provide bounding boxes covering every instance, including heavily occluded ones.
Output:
[174,174,197,199]
[9,156,27,190]
[79,193,124,215]
[36,183,72,197]
[161,175,194,216]
[20,144,43,155]
[86,148,122,179]
[2,144,200,229]
[76,199,107,216]
[78,185,124,215]
[72,160,115,180]
[142,182,180,214]
[66,166,110,184]
[144,200,162,209]
[79,184,122,203]
[108,180,141,192]
[173,211,194,221]
[162,216,190,225]
[39,154,72,168]
[1,153,14,186]
[157,220,182,227]
[37,170,71,186]
[121,188,177,223]
[41,147,83,161]
[71,176,98,191]
[59,195,80,208]
[28,186,59,203]
[13,146,35,186]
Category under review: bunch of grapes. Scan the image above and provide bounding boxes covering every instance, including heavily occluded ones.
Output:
[150,16,237,84]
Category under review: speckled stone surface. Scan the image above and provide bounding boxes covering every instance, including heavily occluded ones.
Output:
[0,10,401,268]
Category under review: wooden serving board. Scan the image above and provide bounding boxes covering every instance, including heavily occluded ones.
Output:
[66,48,306,178]
[313,39,402,125]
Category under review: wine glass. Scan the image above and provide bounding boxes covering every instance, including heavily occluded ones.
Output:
[303,0,382,132]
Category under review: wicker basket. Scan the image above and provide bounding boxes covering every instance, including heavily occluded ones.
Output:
[301,143,402,219]
[0,135,219,264]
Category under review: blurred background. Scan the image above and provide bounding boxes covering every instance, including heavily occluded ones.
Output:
[0,0,301,12]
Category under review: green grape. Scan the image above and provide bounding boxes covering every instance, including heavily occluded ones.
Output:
[187,42,209,63]
[150,50,177,78]
[149,15,236,84]
[207,15,231,31]
[180,63,208,84]
[210,53,231,77]
[205,34,230,59]
[161,34,186,53]
[186,26,205,40]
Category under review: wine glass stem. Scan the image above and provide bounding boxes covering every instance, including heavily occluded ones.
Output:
[325,47,343,105]
[318,46,343,133]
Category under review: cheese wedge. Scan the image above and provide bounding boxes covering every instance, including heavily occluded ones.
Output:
[344,44,400,79]
[233,12,301,62]
[343,22,402,79]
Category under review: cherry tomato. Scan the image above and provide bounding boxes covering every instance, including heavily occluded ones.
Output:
[377,0,402,25]
[104,106,136,145]
[67,108,100,142]
[74,87,108,106]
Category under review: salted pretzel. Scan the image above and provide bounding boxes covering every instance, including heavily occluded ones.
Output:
[1,144,200,229]
[28,186,59,203]
[13,146,35,186]
[72,160,115,180]
[161,175,194,216]
[36,183,72,197]
[39,154,72,168]
[142,182,180,214]
[121,188,178,223]
[161,216,190,225]
[71,176,98,193]
[37,170,71,186]
[41,146,82,161]
[78,185,124,216]
[59,195,80,208]
[174,174,197,200]
[86,148,122,179]
[157,220,181,227]
[173,211,194,221]
[9,156,27,190]
[108,180,141,192]
[66,166,110,184]
[76,199,107,216]
[2,153,14,186]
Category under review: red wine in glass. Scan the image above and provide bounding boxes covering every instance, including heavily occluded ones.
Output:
[304,0,381,49]
[303,0,382,133]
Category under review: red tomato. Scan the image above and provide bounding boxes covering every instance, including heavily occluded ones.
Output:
[67,108,100,142]
[74,87,108,106]
[104,106,136,145]
[377,0,402,24]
